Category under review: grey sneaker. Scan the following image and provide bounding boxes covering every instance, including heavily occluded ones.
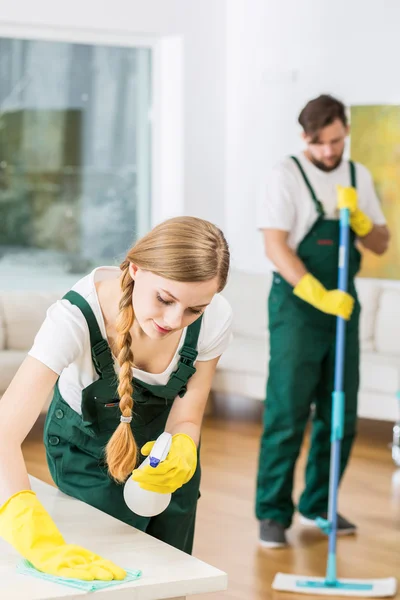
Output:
[259,519,288,548]
[299,512,357,535]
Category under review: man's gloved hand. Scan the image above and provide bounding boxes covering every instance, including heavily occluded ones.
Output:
[0,490,126,581]
[294,273,354,320]
[131,433,197,494]
[337,185,373,237]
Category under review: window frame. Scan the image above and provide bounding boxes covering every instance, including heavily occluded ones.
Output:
[0,21,184,233]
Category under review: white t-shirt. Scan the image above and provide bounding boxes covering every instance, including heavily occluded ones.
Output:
[257,153,386,271]
[29,266,233,414]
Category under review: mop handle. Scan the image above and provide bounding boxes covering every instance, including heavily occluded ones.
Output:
[326,207,351,586]
[333,208,350,421]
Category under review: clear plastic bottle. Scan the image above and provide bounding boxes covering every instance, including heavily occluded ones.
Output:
[123,432,172,517]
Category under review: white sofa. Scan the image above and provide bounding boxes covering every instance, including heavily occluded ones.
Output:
[0,291,63,413]
[0,271,399,421]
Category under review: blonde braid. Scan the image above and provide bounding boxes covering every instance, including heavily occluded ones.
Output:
[105,260,138,483]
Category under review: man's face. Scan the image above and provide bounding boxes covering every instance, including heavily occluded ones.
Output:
[303,118,349,172]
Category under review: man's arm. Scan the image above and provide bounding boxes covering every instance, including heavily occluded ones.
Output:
[358,224,390,256]
[352,165,390,256]
[261,228,354,320]
[262,228,307,286]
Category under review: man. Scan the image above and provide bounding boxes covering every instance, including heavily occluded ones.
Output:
[256,94,389,548]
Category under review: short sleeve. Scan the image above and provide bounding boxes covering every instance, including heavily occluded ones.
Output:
[356,163,386,225]
[28,299,88,375]
[257,161,297,231]
[196,294,233,362]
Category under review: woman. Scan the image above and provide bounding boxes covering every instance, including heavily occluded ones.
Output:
[0,216,232,582]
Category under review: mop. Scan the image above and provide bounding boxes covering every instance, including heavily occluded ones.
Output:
[272,204,397,597]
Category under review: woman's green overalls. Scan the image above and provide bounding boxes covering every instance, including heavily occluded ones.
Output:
[256,158,361,527]
[44,291,202,554]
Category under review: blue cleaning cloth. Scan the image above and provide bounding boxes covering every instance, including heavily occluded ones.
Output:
[17,559,142,592]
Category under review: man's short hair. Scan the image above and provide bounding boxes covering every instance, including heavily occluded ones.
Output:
[298,95,348,141]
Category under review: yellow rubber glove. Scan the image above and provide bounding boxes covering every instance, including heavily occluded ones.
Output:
[294,273,354,320]
[131,433,197,494]
[337,185,373,237]
[0,490,126,581]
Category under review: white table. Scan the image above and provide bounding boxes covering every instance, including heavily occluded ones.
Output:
[0,477,227,600]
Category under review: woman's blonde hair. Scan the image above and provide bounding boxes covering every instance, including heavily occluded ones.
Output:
[105,216,230,482]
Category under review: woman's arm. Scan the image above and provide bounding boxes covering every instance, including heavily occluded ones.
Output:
[0,356,59,504]
[0,356,127,581]
[164,356,220,445]
[131,356,221,493]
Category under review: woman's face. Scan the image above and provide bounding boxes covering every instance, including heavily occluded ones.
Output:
[129,265,219,339]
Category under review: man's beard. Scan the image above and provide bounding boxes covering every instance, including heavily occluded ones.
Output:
[308,153,343,172]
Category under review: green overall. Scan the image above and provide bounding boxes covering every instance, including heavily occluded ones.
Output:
[256,158,361,527]
[44,291,202,554]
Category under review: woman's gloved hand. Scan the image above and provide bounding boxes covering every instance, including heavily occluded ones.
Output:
[131,433,197,494]
[337,185,373,237]
[0,490,126,581]
[294,273,354,320]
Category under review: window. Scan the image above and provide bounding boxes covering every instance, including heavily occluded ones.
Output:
[0,36,152,284]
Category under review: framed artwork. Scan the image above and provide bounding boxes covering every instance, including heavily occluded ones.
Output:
[350,104,400,279]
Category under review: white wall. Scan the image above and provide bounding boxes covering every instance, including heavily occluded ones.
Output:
[225,0,400,273]
[2,0,399,277]
[0,0,226,227]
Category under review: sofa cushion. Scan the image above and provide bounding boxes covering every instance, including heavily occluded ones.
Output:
[0,298,5,351]
[0,350,26,392]
[360,351,400,394]
[2,292,61,351]
[212,369,267,400]
[355,277,380,351]
[222,270,272,339]
[374,289,400,356]
[218,334,268,376]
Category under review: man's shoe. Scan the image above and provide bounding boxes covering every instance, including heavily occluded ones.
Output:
[299,512,357,535]
[259,519,288,548]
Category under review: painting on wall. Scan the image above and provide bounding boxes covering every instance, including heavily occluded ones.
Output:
[350,104,400,279]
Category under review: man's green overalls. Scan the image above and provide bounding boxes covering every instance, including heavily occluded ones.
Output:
[256,157,361,527]
[44,291,202,554]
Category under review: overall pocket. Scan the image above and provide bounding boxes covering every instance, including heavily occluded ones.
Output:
[81,378,120,434]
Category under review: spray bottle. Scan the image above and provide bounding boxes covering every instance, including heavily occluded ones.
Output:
[123,432,172,517]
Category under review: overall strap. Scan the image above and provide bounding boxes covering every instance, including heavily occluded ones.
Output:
[290,156,325,218]
[63,291,115,379]
[169,315,203,397]
[349,160,357,188]
[179,314,203,367]
[136,315,204,400]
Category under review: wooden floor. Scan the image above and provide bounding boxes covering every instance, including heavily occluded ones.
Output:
[22,397,400,600]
